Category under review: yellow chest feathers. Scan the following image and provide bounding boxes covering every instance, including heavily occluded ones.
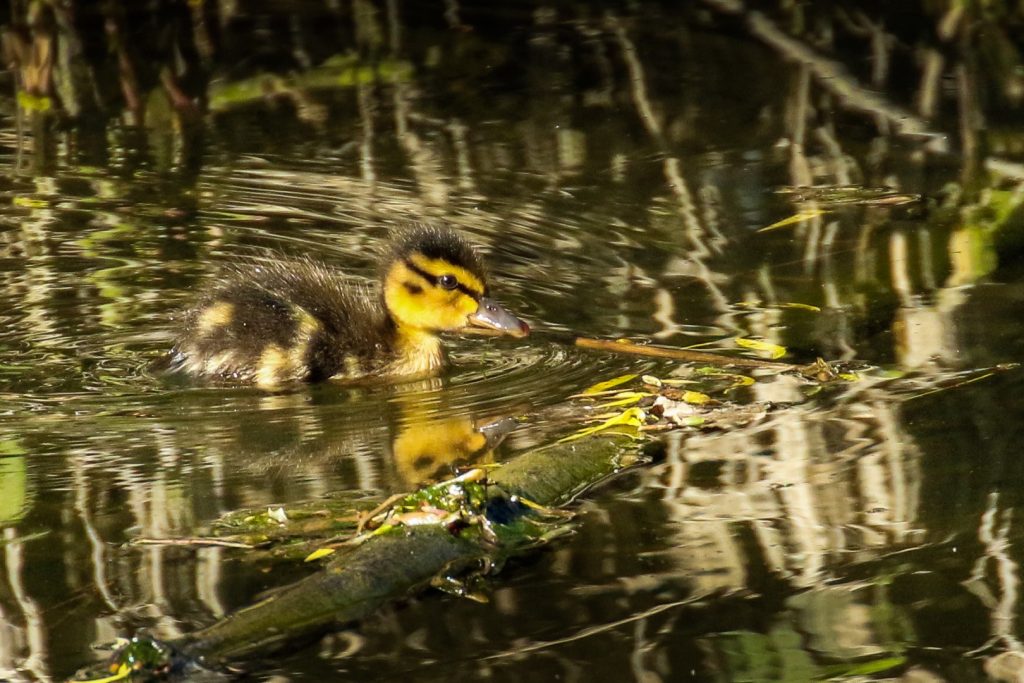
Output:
[388,328,446,377]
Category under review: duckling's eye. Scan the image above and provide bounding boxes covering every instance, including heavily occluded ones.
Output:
[438,274,458,290]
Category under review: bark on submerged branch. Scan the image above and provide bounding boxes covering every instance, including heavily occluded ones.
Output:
[178,527,480,665]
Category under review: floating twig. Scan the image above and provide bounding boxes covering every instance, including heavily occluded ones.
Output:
[573,336,798,372]
[132,537,256,549]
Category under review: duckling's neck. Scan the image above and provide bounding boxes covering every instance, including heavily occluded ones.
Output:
[389,324,446,377]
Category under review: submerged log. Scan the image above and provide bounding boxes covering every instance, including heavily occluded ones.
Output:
[78,433,645,679]
[177,526,480,665]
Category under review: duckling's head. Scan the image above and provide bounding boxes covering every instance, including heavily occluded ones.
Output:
[381,224,529,338]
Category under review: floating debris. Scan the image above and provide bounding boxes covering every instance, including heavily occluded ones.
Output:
[734,337,787,360]
[558,407,647,443]
[303,547,335,562]
[774,184,921,206]
[578,373,639,395]
[759,208,828,232]
[760,186,921,232]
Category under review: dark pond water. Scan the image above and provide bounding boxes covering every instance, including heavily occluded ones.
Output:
[1,2,1024,681]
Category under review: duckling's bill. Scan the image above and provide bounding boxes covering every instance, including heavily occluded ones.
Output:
[467,297,530,338]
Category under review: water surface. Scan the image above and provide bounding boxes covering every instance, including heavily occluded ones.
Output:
[0,3,1022,681]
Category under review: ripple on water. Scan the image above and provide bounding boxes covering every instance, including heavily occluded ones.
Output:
[0,157,682,481]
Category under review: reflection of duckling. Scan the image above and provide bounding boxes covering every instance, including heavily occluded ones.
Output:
[170,224,529,388]
[391,415,517,485]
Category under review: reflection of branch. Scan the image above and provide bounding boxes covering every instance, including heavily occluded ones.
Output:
[357,82,377,185]
[481,595,707,661]
[4,530,50,682]
[956,61,983,184]
[784,65,825,268]
[966,493,1024,656]
[917,48,944,118]
[104,10,143,122]
[704,0,1024,186]
[605,15,661,140]
[72,454,119,612]
[605,12,734,323]
[702,0,945,149]
[392,83,451,210]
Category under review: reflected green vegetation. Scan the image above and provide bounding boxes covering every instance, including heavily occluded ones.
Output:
[0,0,1023,681]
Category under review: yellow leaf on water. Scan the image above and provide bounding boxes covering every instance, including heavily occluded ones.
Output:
[597,391,651,408]
[579,373,638,396]
[559,407,646,443]
[304,548,336,562]
[758,208,828,232]
[734,337,787,360]
[681,391,712,405]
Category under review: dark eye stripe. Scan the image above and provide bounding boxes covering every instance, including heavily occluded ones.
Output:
[403,259,481,300]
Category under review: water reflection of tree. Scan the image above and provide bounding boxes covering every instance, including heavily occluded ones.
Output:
[2,0,207,176]
[4,0,1023,348]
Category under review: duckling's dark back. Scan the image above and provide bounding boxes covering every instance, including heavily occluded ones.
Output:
[171,257,395,386]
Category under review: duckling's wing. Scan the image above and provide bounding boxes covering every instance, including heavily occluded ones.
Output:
[171,257,391,386]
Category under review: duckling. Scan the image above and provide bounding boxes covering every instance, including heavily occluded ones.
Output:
[170,224,529,388]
